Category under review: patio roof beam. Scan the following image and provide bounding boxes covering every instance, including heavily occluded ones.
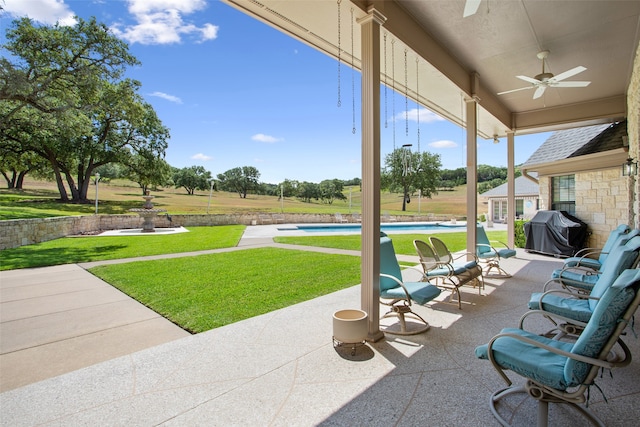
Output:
[512,95,627,133]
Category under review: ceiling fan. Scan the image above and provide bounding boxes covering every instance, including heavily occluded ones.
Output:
[497,50,591,99]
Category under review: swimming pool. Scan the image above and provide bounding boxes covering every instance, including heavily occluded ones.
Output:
[278,222,465,233]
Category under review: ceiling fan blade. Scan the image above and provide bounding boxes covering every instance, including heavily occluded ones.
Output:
[516,75,541,85]
[551,66,587,82]
[553,81,591,87]
[533,86,547,99]
[463,0,482,17]
[497,86,534,96]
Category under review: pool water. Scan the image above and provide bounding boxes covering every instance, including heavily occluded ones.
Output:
[279,222,465,233]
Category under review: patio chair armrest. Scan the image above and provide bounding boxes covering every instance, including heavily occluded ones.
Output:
[542,277,593,294]
[542,277,568,292]
[538,288,596,302]
[486,331,620,385]
[435,262,455,275]
[399,263,429,281]
[476,243,497,257]
[379,273,413,304]
[452,251,480,263]
[572,246,599,257]
[491,239,512,249]
[559,264,602,275]
[518,308,588,331]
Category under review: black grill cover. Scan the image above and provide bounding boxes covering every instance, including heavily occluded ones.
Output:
[524,210,588,257]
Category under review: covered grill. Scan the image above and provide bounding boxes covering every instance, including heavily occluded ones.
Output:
[524,210,588,257]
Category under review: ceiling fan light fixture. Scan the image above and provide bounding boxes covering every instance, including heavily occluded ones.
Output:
[535,72,554,82]
[497,51,590,99]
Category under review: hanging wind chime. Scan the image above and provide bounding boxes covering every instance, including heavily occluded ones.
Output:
[384,32,388,129]
[416,57,421,152]
[350,7,356,134]
[402,143,412,204]
[336,0,341,108]
[336,0,356,134]
[404,49,409,137]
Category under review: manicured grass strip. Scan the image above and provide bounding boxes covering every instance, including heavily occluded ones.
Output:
[273,231,509,255]
[0,226,245,270]
[89,247,362,333]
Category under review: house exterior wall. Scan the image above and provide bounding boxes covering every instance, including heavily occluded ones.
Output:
[538,169,630,249]
[627,42,640,230]
[486,196,538,222]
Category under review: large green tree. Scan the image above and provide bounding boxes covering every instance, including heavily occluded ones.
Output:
[217,166,260,198]
[125,154,173,195]
[0,17,168,202]
[381,148,442,211]
[319,179,347,204]
[173,166,211,195]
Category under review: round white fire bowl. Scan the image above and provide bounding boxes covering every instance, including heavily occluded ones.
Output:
[333,309,368,345]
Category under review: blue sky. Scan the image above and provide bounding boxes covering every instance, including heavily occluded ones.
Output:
[2,0,550,184]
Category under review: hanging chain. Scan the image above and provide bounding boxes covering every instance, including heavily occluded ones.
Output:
[384,33,388,129]
[391,39,396,151]
[350,8,356,134]
[404,49,409,137]
[416,57,420,152]
[336,0,341,108]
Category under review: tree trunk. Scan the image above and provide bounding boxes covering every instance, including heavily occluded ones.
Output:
[1,171,16,189]
[50,159,69,201]
[16,171,27,189]
[77,165,93,202]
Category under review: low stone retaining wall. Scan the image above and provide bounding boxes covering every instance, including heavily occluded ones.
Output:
[0,212,456,250]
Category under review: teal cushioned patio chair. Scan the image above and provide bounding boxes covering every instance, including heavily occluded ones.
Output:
[562,224,632,271]
[549,235,640,293]
[476,224,517,277]
[525,267,640,338]
[415,238,483,309]
[380,234,441,335]
[475,268,640,427]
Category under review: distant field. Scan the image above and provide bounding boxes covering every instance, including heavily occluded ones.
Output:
[0,178,485,220]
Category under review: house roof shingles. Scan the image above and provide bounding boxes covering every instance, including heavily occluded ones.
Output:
[522,121,627,167]
[480,173,539,197]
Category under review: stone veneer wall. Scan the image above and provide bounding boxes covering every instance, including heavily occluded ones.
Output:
[574,169,631,249]
[0,212,455,250]
[536,169,630,250]
[627,42,640,230]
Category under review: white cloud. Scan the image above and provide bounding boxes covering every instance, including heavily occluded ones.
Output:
[429,140,458,149]
[149,91,182,104]
[3,0,77,26]
[128,0,207,14]
[111,0,218,45]
[394,108,445,123]
[252,134,282,143]
[192,153,212,161]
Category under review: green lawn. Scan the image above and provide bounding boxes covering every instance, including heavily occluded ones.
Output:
[90,247,362,333]
[0,226,245,270]
[1,225,508,334]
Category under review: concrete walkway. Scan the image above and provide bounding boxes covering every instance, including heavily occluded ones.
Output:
[0,264,190,392]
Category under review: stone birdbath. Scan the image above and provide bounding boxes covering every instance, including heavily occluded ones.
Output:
[129,191,166,232]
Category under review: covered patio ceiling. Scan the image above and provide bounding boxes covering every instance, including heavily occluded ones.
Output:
[222,0,640,140]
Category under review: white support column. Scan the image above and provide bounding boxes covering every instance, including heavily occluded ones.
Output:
[465,97,478,257]
[358,7,386,342]
[506,130,516,248]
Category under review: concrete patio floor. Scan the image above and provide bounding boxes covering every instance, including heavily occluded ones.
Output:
[2,226,640,426]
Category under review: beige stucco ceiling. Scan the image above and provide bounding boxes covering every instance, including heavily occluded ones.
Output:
[222,0,640,139]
